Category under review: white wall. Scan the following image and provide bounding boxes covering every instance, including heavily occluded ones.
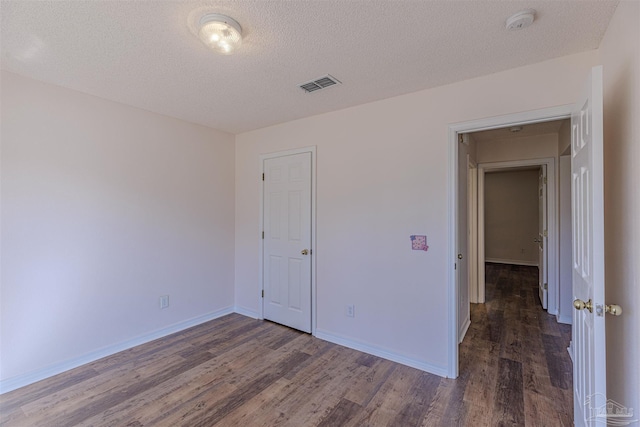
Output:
[0,72,236,390]
[599,0,640,415]
[558,118,572,156]
[484,170,539,266]
[235,50,598,374]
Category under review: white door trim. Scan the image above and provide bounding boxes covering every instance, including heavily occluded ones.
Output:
[259,146,317,334]
[478,158,557,315]
[447,105,571,378]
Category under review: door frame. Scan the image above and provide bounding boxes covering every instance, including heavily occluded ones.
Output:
[468,159,479,304]
[477,157,556,311]
[447,105,571,378]
[259,146,317,334]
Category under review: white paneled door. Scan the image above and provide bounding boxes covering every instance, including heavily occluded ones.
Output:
[538,165,548,309]
[263,152,312,333]
[572,66,606,427]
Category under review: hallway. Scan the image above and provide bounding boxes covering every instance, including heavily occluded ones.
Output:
[459,262,573,425]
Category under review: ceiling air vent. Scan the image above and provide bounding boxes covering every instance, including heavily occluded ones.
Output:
[299,74,341,93]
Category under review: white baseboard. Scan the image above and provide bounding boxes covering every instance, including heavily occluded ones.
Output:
[458,318,471,343]
[234,306,260,319]
[485,258,538,267]
[314,328,449,378]
[557,313,572,325]
[0,306,234,394]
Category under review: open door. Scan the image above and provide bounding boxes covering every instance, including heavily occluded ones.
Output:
[571,66,608,426]
[538,165,548,309]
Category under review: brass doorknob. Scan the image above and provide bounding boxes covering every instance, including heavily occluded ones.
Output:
[457,254,463,260]
[573,298,593,313]
[301,249,309,255]
[574,299,622,316]
[606,304,623,316]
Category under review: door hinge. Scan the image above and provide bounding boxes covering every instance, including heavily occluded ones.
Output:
[543,229,548,237]
[261,290,264,298]
[262,231,264,239]
[262,173,265,181]
[544,283,548,290]
[543,177,547,185]
[454,263,457,270]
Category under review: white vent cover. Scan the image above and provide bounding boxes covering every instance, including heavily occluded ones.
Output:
[299,75,341,93]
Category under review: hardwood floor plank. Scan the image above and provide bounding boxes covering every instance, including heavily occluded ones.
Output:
[79,341,270,426]
[541,333,572,390]
[0,367,100,414]
[164,349,310,427]
[316,398,362,427]
[341,357,396,407]
[391,372,441,426]
[345,365,426,426]
[215,346,351,426]
[487,308,505,343]
[420,378,454,426]
[492,357,525,426]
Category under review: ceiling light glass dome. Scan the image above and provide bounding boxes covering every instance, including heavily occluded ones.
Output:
[198,14,242,55]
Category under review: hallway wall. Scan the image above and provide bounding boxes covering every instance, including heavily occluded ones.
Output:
[484,170,540,266]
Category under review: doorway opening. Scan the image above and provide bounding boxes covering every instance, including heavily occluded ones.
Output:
[447,105,573,379]
[476,157,557,312]
[450,115,575,424]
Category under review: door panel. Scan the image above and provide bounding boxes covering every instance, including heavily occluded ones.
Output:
[263,152,312,333]
[572,66,605,427]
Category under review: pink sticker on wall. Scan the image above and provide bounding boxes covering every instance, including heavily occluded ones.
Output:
[410,235,429,251]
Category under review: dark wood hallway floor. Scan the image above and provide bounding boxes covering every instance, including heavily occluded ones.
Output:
[459,263,573,426]
[1,263,572,426]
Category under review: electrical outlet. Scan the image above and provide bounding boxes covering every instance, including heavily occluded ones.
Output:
[159,295,169,309]
[346,304,355,317]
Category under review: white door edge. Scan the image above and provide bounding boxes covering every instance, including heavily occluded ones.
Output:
[259,146,317,335]
[447,105,571,379]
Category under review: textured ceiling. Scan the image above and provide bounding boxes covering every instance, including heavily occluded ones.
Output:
[0,1,618,134]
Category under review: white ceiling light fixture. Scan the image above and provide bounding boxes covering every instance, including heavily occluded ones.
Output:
[506,9,536,31]
[198,13,242,54]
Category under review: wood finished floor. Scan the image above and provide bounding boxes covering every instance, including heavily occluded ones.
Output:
[1,263,572,426]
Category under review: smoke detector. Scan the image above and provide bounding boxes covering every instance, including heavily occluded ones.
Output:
[506,10,536,31]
